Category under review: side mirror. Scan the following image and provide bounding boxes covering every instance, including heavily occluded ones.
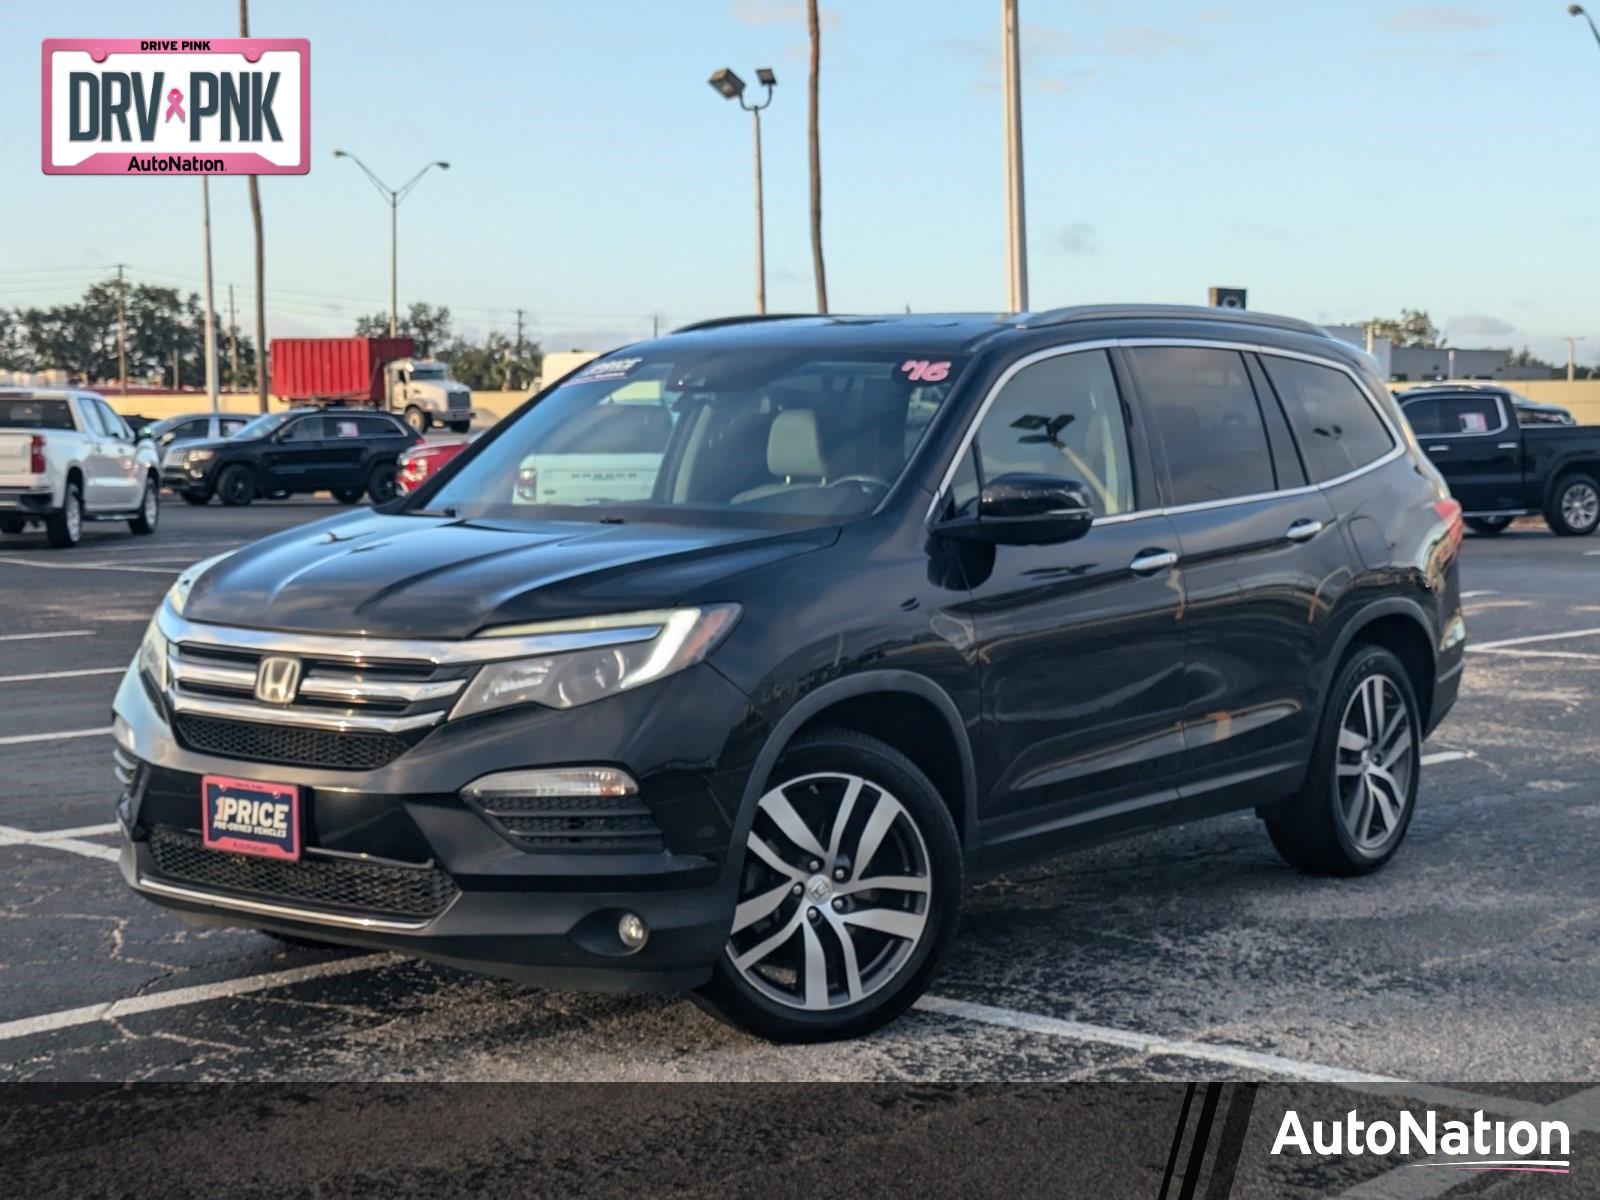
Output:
[937,472,1096,546]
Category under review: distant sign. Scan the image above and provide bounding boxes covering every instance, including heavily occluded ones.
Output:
[42,38,309,175]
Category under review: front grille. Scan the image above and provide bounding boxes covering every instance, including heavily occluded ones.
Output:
[448,392,469,410]
[174,714,409,771]
[147,826,457,920]
[469,791,665,853]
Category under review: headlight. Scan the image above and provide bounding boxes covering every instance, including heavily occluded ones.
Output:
[185,449,214,463]
[137,617,169,690]
[451,605,740,717]
[165,552,232,617]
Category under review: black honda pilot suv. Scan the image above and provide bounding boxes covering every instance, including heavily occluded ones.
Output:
[115,306,1465,1041]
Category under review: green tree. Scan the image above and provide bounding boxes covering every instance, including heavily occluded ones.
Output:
[1363,309,1440,348]
[444,331,542,391]
[355,302,454,356]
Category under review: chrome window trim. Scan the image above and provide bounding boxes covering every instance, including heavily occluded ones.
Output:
[158,605,662,665]
[925,336,1406,526]
[1395,392,1509,438]
[133,875,441,931]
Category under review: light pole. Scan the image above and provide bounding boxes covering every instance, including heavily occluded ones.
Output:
[709,67,776,314]
[1571,4,1600,49]
[331,150,450,337]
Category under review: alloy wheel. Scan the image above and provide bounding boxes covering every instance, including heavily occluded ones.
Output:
[727,771,931,1011]
[1561,481,1599,531]
[1334,673,1414,853]
[142,482,159,525]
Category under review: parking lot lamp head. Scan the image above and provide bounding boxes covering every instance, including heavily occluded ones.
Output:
[1571,4,1600,49]
[709,68,745,101]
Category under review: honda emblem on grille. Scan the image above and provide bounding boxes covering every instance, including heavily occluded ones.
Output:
[254,656,303,705]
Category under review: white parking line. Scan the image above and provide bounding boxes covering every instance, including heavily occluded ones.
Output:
[1469,626,1600,651]
[0,629,93,643]
[0,726,111,747]
[0,823,120,862]
[1470,647,1600,661]
[0,667,125,684]
[0,954,397,1045]
[1458,590,1498,599]
[0,556,179,575]
[914,994,1402,1083]
[1419,750,1471,766]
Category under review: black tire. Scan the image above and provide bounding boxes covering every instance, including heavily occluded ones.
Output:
[1264,645,1421,876]
[128,475,160,535]
[332,487,365,505]
[1543,472,1600,537]
[0,516,23,534]
[366,462,400,504]
[179,492,211,506]
[693,728,962,1043]
[45,479,82,548]
[404,406,429,434]
[1464,515,1512,536]
[216,464,256,507]
[448,420,471,434]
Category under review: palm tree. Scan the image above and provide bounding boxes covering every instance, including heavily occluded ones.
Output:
[241,0,268,411]
[807,0,828,313]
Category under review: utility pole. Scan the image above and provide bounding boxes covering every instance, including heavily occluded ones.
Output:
[172,349,180,390]
[227,283,239,389]
[114,264,128,395]
[807,0,828,313]
[514,309,525,356]
[1565,336,1585,382]
[201,177,221,431]
[1001,0,1029,312]
[242,0,269,412]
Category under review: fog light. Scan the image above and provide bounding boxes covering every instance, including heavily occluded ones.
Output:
[617,912,649,951]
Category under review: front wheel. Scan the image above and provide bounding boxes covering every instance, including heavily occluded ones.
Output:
[179,492,210,506]
[448,419,471,434]
[693,728,962,1042]
[366,462,400,504]
[216,464,256,507]
[332,487,365,505]
[1545,472,1600,537]
[1464,515,1512,536]
[1265,645,1420,876]
[128,475,160,535]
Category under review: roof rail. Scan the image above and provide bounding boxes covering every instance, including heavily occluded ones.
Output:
[1017,304,1328,338]
[1394,381,1504,392]
[673,314,820,334]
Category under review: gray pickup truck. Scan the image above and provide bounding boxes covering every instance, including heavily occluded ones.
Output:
[0,389,162,547]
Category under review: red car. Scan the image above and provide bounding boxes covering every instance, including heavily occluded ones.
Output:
[396,436,472,494]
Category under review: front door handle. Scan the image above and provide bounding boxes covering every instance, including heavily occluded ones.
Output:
[1426,444,1449,453]
[1497,441,1518,450]
[1129,548,1178,575]
[1286,518,1324,543]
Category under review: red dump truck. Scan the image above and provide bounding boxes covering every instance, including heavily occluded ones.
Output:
[269,337,476,433]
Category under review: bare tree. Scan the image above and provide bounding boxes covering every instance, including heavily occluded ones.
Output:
[807,0,828,313]
[241,0,269,411]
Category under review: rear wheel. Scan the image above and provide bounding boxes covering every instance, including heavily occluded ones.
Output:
[0,516,23,535]
[128,475,160,535]
[694,728,962,1042]
[404,406,428,434]
[366,462,400,504]
[1464,515,1512,536]
[448,419,471,434]
[216,464,255,507]
[1265,645,1420,875]
[45,480,82,548]
[1544,472,1600,537]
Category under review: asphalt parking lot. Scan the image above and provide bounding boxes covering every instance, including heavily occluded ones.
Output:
[0,502,1597,1103]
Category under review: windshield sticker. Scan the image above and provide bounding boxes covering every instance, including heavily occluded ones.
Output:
[900,359,951,383]
[577,356,644,382]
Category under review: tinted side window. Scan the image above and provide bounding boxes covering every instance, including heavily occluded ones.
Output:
[973,349,1135,518]
[1125,347,1274,506]
[280,415,325,442]
[1435,395,1503,436]
[353,415,403,438]
[1261,356,1394,483]
[1399,398,1444,436]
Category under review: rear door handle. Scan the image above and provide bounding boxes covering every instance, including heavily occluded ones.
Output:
[1497,441,1518,450]
[1426,444,1449,453]
[1129,549,1178,575]
[1286,518,1324,543]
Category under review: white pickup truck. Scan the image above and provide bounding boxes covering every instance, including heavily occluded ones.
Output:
[0,389,162,548]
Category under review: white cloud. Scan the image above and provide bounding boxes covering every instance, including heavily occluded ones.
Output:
[1056,222,1098,254]
[1380,6,1504,32]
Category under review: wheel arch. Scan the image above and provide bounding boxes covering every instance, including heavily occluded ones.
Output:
[1542,457,1600,508]
[730,672,980,878]
[1326,600,1438,731]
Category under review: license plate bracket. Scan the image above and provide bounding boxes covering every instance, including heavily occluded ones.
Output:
[201,775,301,861]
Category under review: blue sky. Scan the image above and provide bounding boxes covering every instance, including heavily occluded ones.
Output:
[4,1,1599,362]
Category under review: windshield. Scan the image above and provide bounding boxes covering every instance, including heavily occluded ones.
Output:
[410,365,447,380]
[420,345,967,527]
[233,412,290,440]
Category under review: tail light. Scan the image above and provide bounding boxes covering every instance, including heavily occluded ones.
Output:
[396,449,429,494]
[516,466,539,502]
[29,434,45,474]
[1433,497,1463,551]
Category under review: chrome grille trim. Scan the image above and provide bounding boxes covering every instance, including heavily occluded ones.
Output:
[169,655,464,705]
[169,692,444,734]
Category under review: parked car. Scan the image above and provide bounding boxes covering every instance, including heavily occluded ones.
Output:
[162,407,422,507]
[0,389,161,547]
[117,306,1464,1041]
[1396,384,1600,535]
[396,436,473,495]
[142,412,251,451]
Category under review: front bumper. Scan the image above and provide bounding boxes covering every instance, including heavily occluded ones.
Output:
[113,658,763,991]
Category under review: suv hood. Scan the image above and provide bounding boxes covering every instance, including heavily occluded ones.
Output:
[182,511,837,638]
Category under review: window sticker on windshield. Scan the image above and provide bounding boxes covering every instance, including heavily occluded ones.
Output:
[576,356,643,382]
[900,359,951,383]
[1459,411,1487,434]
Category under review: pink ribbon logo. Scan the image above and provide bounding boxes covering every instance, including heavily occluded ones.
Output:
[164,88,185,123]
